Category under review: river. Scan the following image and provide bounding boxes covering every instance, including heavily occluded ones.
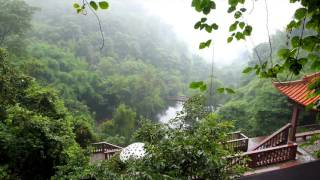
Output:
[157,103,183,124]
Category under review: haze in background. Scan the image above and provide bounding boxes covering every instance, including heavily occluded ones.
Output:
[139,0,300,67]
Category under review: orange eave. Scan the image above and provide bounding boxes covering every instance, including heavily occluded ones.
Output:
[273,72,320,110]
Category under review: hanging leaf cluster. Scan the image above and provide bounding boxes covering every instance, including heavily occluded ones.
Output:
[189,81,207,92]
[192,0,218,49]
[226,0,252,43]
[192,0,253,49]
[73,1,109,14]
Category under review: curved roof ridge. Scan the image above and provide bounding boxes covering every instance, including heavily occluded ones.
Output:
[303,72,320,82]
[273,79,304,86]
[272,72,320,109]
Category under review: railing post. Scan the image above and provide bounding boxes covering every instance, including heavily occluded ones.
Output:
[290,105,300,142]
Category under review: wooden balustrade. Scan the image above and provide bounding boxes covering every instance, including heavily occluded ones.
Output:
[92,142,123,160]
[247,143,297,168]
[92,142,123,153]
[225,132,249,152]
[227,131,243,140]
[297,124,320,133]
[250,123,291,151]
[227,143,297,169]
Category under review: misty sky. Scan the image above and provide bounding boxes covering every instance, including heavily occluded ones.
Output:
[138,0,300,67]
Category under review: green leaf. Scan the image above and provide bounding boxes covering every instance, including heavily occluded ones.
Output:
[89,1,98,10]
[277,48,290,59]
[306,18,317,29]
[205,39,212,47]
[199,42,207,49]
[192,0,202,12]
[311,59,320,70]
[287,20,299,31]
[199,39,212,49]
[242,67,253,73]
[200,24,206,30]
[302,36,319,51]
[228,0,238,6]
[239,22,245,29]
[227,37,233,43]
[73,3,80,9]
[235,32,244,40]
[225,88,235,94]
[240,8,246,12]
[216,88,225,94]
[190,81,204,89]
[308,53,319,62]
[201,17,207,22]
[227,6,236,13]
[194,21,202,29]
[294,8,307,20]
[298,58,308,65]
[211,1,216,9]
[243,25,252,36]
[205,25,212,33]
[203,6,211,15]
[229,22,238,32]
[212,23,219,30]
[99,1,109,9]
[234,11,242,19]
[291,36,300,48]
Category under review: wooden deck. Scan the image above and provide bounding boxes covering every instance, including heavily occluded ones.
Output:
[248,136,266,151]
[296,130,320,140]
[227,122,319,175]
[91,142,123,162]
[241,131,318,176]
[239,160,320,180]
[91,124,320,175]
[243,147,315,176]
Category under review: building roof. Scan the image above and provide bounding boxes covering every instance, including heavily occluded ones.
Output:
[273,72,320,108]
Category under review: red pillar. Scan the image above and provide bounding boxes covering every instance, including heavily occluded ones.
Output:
[290,105,300,142]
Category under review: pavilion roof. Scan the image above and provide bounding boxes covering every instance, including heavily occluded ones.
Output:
[273,72,320,108]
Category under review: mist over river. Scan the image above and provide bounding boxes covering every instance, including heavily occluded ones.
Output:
[157,103,183,124]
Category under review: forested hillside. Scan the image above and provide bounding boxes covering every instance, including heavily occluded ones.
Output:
[21,0,211,121]
[0,0,218,146]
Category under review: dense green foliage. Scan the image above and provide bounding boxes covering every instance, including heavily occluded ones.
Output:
[0,0,214,146]
[0,49,82,179]
[99,104,140,145]
[0,0,35,56]
[219,79,291,136]
[24,0,213,121]
[56,101,244,180]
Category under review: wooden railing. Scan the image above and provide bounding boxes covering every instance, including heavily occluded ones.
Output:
[104,149,122,160]
[92,142,122,153]
[227,143,297,169]
[225,131,249,152]
[297,124,320,133]
[92,142,123,160]
[250,123,291,151]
